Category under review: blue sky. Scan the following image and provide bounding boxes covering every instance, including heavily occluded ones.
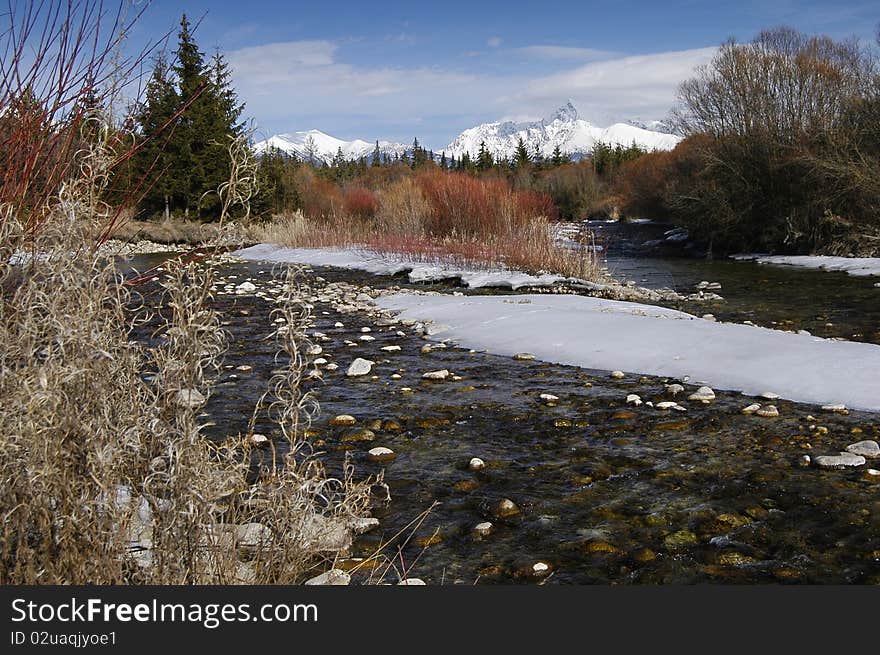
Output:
[127,0,879,148]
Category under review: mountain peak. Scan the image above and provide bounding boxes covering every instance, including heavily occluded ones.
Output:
[545,101,579,124]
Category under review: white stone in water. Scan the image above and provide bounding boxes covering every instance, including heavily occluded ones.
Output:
[845,440,880,458]
[688,386,716,402]
[235,281,256,293]
[397,578,426,585]
[741,403,761,415]
[313,357,328,365]
[349,517,380,534]
[359,335,376,342]
[367,447,396,462]
[821,403,848,414]
[325,363,339,371]
[814,452,866,469]
[626,394,643,406]
[361,327,372,333]
[469,457,486,471]
[391,373,402,380]
[798,455,812,467]
[422,369,450,380]
[702,314,716,321]
[330,414,357,426]
[756,405,779,418]
[346,358,374,377]
[307,344,323,356]
[381,345,401,352]
[304,569,350,586]
[513,353,536,361]
[539,393,560,403]
[334,322,344,328]
[473,522,493,537]
[249,433,268,446]
[666,383,685,396]
[236,365,253,372]
[759,391,780,400]
[532,562,550,575]
[610,370,626,379]
[656,401,685,411]
[175,388,205,409]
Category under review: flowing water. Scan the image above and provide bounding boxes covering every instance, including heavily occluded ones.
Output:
[119,235,880,584]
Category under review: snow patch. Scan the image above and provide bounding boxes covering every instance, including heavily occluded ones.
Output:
[732,254,880,278]
[376,293,880,412]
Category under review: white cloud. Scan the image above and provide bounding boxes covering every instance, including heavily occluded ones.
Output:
[517,45,617,61]
[228,40,716,146]
[487,36,502,48]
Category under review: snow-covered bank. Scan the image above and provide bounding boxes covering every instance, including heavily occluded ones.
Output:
[235,243,585,290]
[732,254,880,277]
[376,293,880,412]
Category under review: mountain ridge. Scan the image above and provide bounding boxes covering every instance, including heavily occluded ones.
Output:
[253,102,680,163]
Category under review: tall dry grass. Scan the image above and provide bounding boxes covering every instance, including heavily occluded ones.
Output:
[0,1,382,585]
[260,170,599,280]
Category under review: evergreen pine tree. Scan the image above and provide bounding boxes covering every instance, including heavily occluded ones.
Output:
[514,136,531,168]
[476,140,493,171]
[372,140,382,166]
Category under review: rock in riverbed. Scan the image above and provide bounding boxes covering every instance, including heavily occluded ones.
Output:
[814,452,866,469]
[422,369,450,380]
[346,358,374,377]
[845,440,879,458]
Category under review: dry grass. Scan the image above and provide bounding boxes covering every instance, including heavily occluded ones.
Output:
[258,172,599,281]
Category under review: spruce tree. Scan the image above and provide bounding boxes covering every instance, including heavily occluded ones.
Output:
[514,136,531,168]
[476,140,493,171]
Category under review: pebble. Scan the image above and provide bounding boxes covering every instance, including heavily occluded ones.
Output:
[360,327,372,333]
[688,386,716,402]
[821,403,848,414]
[845,440,879,458]
[656,401,686,412]
[330,414,357,426]
[235,281,256,294]
[469,457,486,471]
[367,447,396,463]
[539,393,560,403]
[513,353,536,361]
[325,363,339,371]
[313,357,328,365]
[626,394,642,406]
[813,452,866,469]
[248,433,269,446]
[756,405,779,418]
[397,578,426,586]
[304,569,350,586]
[341,428,375,443]
[798,455,811,467]
[759,391,780,400]
[306,345,323,356]
[531,562,551,576]
[493,498,521,519]
[666,384,685,396]
[381,345,401,352]
[422,369,450,380]
[235,365,253,372]
[473,522,493,537]
[346,358,374,377]
[359,335,376,342]
[610,370,626,379]
[741,403,761,415]
[174,388,205,409]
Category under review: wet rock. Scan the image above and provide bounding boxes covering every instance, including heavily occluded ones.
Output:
[813,452,866,469]
[610,370,626,379]
[666,384,685,396]
[626,394,643,406]
[473,522,493,537]
[248,433,269,447]
[493,498,521,519]
[513,353,536,361]
[422,369,450,381]
[330,414,357,427]
[348,517,380,534]
[174,388,205,409]
[688,386,716,402]
[664,530,698,549]
[759,391,780,400]
[367,446,396,462]
[845,440,879,458]
[656,401,686,412]
[531,561,551,577]
[741,403,761,415]
[798,455,812,467]
[582,541,619,555]
[756,405,779,418]
[346,358,374,377]
[304,569,350,586]
[539,393,560,403]
[612,409,637,420]
[380,345,401,352]
[306,344,323,356]
[382,419,404,432]
[821,403,848,414]
[235,281,256,293]
[398,578,426,585]
[632,547,656,563]
[862,469,880,483]
[469,457,486,471]
[341,428,376,443]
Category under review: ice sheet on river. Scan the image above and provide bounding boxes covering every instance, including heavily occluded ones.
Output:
[377,293,880,412]
[732,254,880,277]
[234,244,584,290]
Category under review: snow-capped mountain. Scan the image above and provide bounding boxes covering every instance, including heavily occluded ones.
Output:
[254,129,407,163]
[443,102,680,160]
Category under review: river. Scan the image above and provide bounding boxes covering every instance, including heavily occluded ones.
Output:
[119,231,880,584]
